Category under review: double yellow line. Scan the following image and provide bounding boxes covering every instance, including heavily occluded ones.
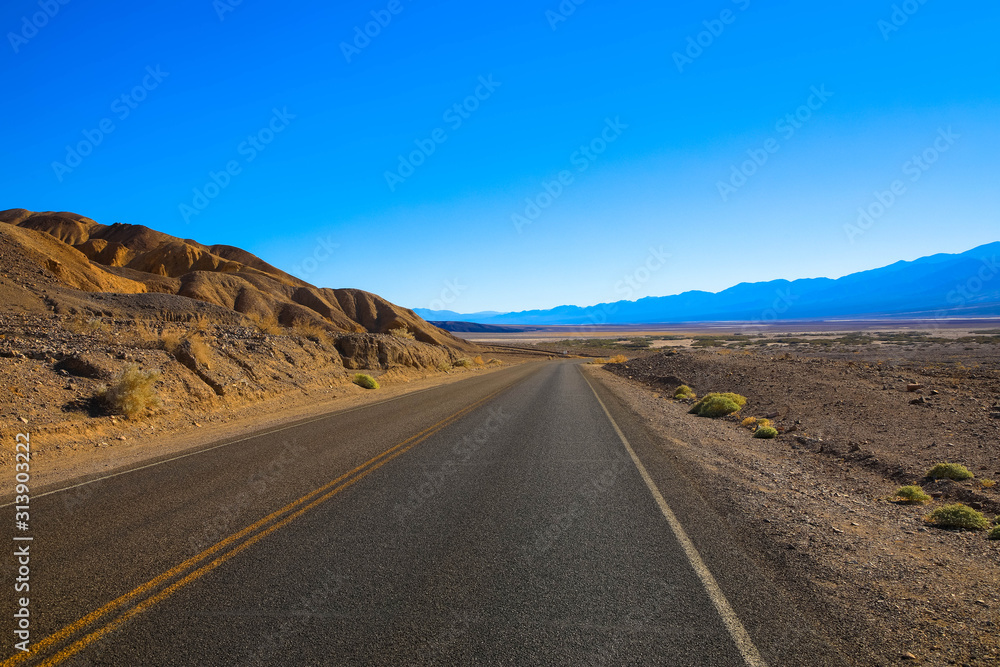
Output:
[7,388,506,667]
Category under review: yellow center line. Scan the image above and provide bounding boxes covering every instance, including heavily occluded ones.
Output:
[6,386,506,667]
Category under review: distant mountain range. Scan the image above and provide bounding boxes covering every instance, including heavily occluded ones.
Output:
[415,243,1000,326]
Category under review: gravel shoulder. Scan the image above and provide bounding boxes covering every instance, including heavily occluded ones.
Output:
[587,345,1000,666]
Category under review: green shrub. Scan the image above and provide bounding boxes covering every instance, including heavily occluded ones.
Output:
[674,385,696,400]
[926,463,974,481]
[988,525,1000,540]
[926,503,990,531]
[753,426,779,439]
[689,392,746,418]
[100,365,162,419]
[454,358,473,368]
[352,373,379,390]
[894,485,931,504]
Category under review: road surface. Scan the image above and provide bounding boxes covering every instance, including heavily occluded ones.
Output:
[4,361,849,666]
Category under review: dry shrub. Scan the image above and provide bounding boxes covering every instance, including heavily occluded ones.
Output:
[608,354,627,364]
[135,321,161,349]
[294,319,330,346]
[473,355,485,366]
[100,364,162,419]
[388,326,415,340]
[192,314,211,332]
[160,328,184,354]
[246,312,283,335]
[65,315,109,335]
[187,335,212,367]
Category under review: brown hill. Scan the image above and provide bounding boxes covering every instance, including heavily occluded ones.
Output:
[0,209,469,350]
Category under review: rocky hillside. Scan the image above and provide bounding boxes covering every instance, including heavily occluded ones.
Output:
[0,209,473,353]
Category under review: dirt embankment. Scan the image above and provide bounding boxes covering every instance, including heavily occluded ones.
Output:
[597,345,1000,665]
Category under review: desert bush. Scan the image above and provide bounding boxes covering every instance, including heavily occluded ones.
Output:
[388,326,415,340]
[473,355,485,366]
[926,503,989,530]
[66,315,109,335]
[894,485,931,504]
[978,478,995,489]
[989,525,1000,540]
[588,358,609,365]
[608,354,627,364]
[741,416,757,429]
[352,373,379,390]
[160,328,184,354]
[437,362,453,372]
[689,392,746,418]
[294,319,329,345]
[135,321,161,348]
[187,335,212,367]
[674,385,697,400]
[926,463,974,481]
[192,314,211,332]
[100,365,162,419]
[487,358,502,366]
[246,312,283,335]
[454,358,473,368]
[753,426,778,439]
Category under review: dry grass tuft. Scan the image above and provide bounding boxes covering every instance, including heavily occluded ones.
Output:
[388,326,415,340]
[99,364,162,419]
[293,319,330,346]
[246,312,284,335]
[608,354,627,364]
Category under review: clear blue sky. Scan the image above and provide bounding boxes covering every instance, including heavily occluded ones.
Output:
[2,0,997,313]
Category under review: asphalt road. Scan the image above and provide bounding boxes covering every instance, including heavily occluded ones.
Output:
[4,361,850,666]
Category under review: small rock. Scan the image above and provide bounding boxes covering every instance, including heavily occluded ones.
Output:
[118,435,127,441]
[907,383,924,392]
[19,417,28,424]
[900,652,917,661]
[910,396,926,405]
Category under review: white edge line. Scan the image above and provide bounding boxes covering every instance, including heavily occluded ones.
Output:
[580,368,769,667]
[2,382,451,508]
